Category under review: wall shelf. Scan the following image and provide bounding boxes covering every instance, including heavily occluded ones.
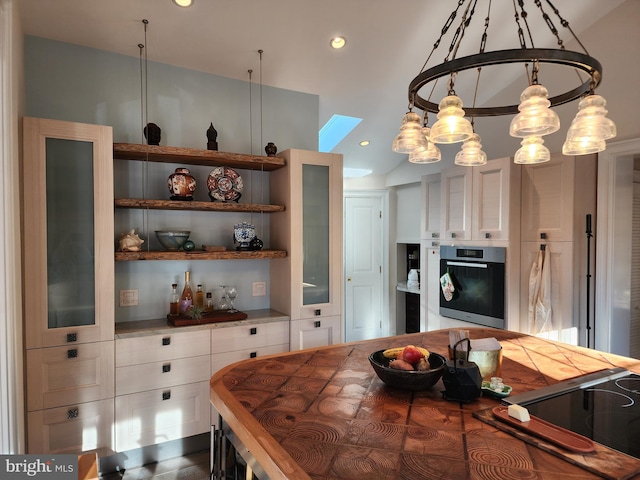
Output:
[113,143,286,171]
[115,198,285,213]
[115,249,287,262]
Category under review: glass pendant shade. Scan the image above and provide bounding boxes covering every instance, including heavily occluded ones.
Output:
[392,111,428,153]
[509,84,560,138]
[454,133,487,166]
[562,94,617,155]
[430,95,474,144]
[514,136,550,164]
[409,127,441,163]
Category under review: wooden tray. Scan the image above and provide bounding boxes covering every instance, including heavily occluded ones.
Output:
[492,406,595,453]
[167,310,247,326]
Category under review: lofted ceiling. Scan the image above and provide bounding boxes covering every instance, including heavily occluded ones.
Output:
[19,0,628,177]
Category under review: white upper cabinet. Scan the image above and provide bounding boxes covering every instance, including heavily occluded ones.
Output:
[520,154,595,242]
[472,156,520,241]
[440,166,472,241]
[441,157,518,243]
[420,173,441,242]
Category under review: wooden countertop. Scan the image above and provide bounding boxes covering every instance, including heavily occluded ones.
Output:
[210,328,640,480]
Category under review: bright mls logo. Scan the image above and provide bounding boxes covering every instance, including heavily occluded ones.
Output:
[1,455,77,480]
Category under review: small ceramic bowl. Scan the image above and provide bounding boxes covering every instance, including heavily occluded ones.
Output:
[369,350,447,391]
[155,230,190,251]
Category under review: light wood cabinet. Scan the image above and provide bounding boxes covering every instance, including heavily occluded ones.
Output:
[270,149,344,349]
[27,399,114,455]
[22,117,115,454]
[210,320,289,373]
[114,382,210,452]
[290,316,341,350]
[114,330,211,452]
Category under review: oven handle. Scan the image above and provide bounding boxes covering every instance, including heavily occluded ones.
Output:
[446,261,488,268]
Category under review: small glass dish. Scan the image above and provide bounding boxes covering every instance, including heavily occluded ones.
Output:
[481,381,512,398]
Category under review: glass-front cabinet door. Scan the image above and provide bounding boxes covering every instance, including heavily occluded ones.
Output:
[23,117,114,348]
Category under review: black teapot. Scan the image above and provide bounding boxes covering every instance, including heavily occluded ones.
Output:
[442,338,482,403]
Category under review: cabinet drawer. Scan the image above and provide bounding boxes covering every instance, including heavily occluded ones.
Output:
[116,330,210,367]
[211,321,289,353]
[290,316,341,350]
[114,381,210,452]
[116,355,210,396]
[26,341,114,411]
[27,398,113,454]
[211,344,290,375]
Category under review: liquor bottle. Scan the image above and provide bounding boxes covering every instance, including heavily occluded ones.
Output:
[205,292,214,312]
[180,272,194,313]
[169,283,180,316]
[195,284,205,309]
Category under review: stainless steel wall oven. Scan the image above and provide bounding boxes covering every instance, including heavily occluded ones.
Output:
[439,246,506,329]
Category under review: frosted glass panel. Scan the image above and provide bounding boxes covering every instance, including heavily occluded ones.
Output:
[46,138,95,328]
[302,164,330,305]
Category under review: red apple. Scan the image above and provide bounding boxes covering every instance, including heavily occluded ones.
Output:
[400,345,424,365]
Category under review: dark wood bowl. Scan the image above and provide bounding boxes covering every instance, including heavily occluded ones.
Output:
[369,350,446,391]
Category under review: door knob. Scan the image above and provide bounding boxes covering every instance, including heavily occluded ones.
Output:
[347,277,352,282]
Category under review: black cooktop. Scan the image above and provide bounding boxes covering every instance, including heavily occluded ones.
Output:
[506,368,640,460]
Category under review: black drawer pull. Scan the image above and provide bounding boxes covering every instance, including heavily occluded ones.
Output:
[250,327,257,335]
[67,349,78,359]
[250,352,257,358]
[162,391,171,401]
[451,232,457,238]
[314,309,321,316]
[162,363,171,373]
[67,408,79,419]
[66,333,77,343]
[314,321,321,328]
[485,232,491,239]
[162,337,171,346]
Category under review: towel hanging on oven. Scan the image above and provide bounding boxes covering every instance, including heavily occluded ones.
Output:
[440,270,455,302]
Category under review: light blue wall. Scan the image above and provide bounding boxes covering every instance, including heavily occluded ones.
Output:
[24,36,320,322]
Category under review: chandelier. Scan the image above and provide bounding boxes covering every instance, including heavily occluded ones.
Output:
[392,0,616,165]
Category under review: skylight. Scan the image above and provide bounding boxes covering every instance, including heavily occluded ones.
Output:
[319,114,362,152]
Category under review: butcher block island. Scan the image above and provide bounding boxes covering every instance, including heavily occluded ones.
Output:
[210,328,640,480]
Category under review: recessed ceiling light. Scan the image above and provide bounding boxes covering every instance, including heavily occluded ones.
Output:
[173,0,193,7]
[359,140,370,147]
[330,36,346,49]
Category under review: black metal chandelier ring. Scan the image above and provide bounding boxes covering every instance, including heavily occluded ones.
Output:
[409,48,602,117]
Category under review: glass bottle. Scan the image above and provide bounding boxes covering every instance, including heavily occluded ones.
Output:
[205,292,214,312]
[169,283,180,316]
[180,271,194,313]
[195,284,205,309]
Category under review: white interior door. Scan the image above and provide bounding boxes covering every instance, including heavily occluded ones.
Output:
[344,194,384,342]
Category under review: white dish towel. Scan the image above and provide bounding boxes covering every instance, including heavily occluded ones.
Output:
[528,248,553,335]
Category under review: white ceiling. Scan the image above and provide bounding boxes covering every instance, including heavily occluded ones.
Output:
[19,0,628,176]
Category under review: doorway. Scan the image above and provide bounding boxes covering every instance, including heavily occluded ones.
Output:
[596,138,640,357]
[344,191,388,342]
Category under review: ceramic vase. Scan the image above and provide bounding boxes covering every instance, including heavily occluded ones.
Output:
[167,167,196,201]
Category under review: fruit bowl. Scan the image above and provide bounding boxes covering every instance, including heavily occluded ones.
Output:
[155,230,191,251]
[368,350,447,391]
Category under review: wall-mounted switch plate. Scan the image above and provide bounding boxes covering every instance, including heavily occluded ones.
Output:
[252,282,266,297]
[119,289,138,307]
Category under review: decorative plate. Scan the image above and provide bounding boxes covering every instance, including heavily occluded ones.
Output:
[481,381,512,398]
[207,166,243,202]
